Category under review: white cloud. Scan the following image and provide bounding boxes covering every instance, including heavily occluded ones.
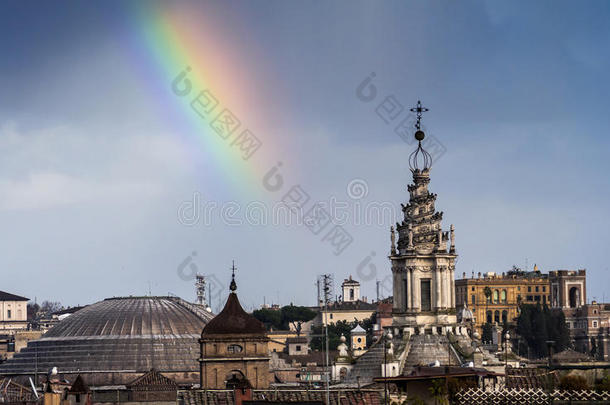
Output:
[0,171,162,211]
[0,122,191,211]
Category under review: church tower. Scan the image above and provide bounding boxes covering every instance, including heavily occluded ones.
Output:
[390,101,457,333]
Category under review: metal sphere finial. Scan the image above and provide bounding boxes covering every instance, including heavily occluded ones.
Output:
[408,100,432,171]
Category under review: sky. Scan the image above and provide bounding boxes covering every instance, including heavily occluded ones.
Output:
[1,0,609,311]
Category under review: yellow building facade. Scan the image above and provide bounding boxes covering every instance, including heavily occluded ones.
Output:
[455,269,551,333]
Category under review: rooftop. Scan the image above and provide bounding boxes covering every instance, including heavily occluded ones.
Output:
[0,291,29,301]
[0,296,214,385]
[201,292,266,336]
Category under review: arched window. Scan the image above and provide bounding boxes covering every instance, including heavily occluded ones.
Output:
[486,310,492,324]
[501,290,507,303]
[227,344,243,354]
[502,310,508,324]
[493,290,499,304]
[569,287,579,308]
[494,310,500,324]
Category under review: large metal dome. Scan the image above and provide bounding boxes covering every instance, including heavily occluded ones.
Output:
[0,296,215,386]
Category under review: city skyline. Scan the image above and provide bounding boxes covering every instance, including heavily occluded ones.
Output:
[1,0,610,309]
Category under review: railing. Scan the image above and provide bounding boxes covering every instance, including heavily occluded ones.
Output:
[454,388,610,404]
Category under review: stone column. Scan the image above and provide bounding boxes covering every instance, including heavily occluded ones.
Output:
[409,268,414,311]
[445,268,451,309]
[392,269,400,312]
[439,267,445,309]
[435,268,442,309]
[449,269,452,308]
[412,271,420,312]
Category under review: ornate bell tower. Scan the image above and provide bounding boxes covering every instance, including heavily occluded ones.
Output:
[390,101,457,332]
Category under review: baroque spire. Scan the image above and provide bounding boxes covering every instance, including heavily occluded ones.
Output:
[396,101,452,255]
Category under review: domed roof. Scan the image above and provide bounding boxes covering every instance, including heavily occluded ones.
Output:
[201,292,266,336]
[44,296,211,338]
[0,296,214,385]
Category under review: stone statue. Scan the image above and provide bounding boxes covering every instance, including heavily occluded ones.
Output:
[390,226,396,255]
[408,223,414,248]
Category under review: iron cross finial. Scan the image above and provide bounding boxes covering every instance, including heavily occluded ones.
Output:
[409,100,429,130]
[230,260,237,292]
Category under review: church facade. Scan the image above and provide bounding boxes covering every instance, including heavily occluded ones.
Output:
[390,102,457,333]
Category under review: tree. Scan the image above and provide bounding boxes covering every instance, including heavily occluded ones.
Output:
[428,379,447,405]
[252,308,282,330]
[516,304,569,358]
[483,287,492,303]
[310,320,354,351]
[280,305,316,335]
[40,301,62,313]
[27,302,40,320]
[559,375,589,390]
[252,305,316,334]
[481,323,493,344]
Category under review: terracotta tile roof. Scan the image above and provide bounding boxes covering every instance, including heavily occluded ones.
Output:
[179,390,382,405]
[128,368,177,390]
[506,367,560,389]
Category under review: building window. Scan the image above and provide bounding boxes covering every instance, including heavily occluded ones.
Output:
[349,288,354,300]
[357,337,362,343]
[535,286,539,292]
[593,321,598,328]
[534,295,541,302]
[296,345,302,351]
[6,310,11,319]
[493,290,499,304]
[502,310,508,324]
[494,310,500,324]
[518,286,521,291]
[486,310,492,324]
[528,286,532,292]
[471,295,475,305]
[542,286,546,292]
[227,344,243,354]
[567,322,571,329]
[329,314,333,319]
[471,287,475,291]
[527,295,533,302]
[501,290,507,303]
[421,279,432,311]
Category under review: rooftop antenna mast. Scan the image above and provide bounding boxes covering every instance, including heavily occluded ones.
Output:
[320,273,333,405]
[376,280,381,302]
[196,274,207,306]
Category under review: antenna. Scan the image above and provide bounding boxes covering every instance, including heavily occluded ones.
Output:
[317,274,333,306]
[376,280,380,301]
[196,274,207,306]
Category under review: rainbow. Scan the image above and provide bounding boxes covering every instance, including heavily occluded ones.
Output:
[123,3,284,199]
